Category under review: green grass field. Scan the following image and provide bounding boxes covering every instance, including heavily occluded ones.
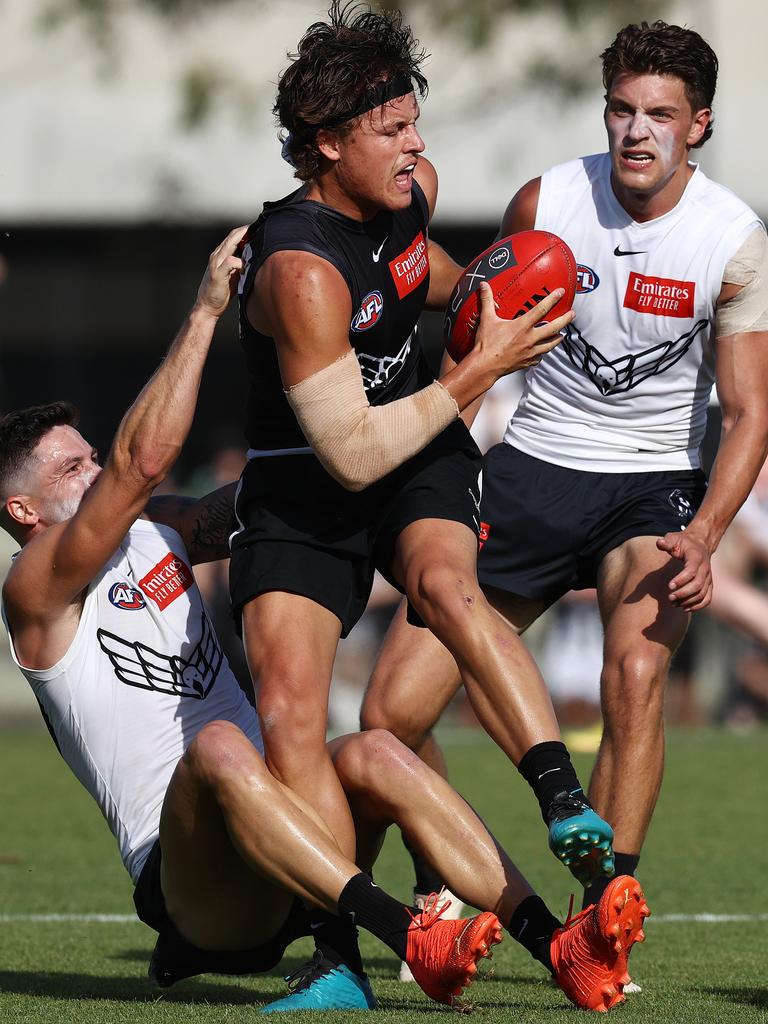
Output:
[1,726,766,1023]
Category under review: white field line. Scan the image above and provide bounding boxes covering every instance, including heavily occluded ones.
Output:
[0,913,140,922]
[0,912,766,924]
[654,913,768,923]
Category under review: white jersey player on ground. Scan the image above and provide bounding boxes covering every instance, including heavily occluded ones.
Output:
[361,18,768,951]
[0,229,650,1014]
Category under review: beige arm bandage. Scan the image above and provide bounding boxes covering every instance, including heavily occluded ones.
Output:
[286,349,459,492]
[716,226,768,337]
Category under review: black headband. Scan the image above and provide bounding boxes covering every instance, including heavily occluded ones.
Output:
[323,71,414,129]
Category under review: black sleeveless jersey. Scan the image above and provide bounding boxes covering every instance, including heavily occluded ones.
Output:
[238,181,434,451]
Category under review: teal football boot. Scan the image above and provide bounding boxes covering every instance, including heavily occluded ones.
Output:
[260,952,377,1013]
[547,789,615,887]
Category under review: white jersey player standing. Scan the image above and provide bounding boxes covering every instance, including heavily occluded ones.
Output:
[362,18,768,936]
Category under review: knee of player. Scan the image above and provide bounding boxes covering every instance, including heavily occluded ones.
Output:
[405,562,483,624]
[602,649,669,709]
[256,671,327,735]
[257,691,328,757]
[185,720,259,785]
[336,730,409,791]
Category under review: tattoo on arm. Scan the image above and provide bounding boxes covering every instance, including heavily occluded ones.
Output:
[188,491,236,561]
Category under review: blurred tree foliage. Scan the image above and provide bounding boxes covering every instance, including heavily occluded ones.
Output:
[39,0,665,126]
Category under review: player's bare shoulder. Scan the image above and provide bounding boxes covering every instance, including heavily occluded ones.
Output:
[3,522,72,613]
[248,250,351,336]
[500,178,541,237]
[2,524,85,668]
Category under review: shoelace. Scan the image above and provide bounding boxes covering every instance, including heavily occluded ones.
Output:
[548,790,590,821]
[405,888,453,929]
[562,893,596,930]
[283,951,335,992]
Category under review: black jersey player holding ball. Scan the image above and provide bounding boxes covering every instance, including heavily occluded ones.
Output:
[231,3,613,1008]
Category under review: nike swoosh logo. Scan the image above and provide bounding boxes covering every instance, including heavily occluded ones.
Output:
[372,237,388,263]
[537,767,561,779]
[613,245,647,257]
[517,918,528,938]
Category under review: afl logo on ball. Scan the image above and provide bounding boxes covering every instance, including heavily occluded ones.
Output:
[576,265,599,293]
[108,582,146,610]
[488,247,511,271]
[352,291,384,332]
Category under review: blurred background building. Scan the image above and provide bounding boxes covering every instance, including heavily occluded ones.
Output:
[2,0,767,732]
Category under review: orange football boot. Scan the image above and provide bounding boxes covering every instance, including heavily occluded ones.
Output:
[403,891,503,1007]
[550,874,651,1012]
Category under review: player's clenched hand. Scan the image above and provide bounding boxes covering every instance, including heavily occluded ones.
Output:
[657,530,713,611]
[195,225,249,318]
[473,282,575,376]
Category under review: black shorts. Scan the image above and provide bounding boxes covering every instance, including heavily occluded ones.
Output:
[133,839,310,984]
[478,444,707,604]
[230,420,482,637]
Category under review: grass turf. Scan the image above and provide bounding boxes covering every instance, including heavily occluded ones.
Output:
[0,726,766,1022]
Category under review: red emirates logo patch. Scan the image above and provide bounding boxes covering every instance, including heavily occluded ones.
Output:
[479,521,491,551]
[139,553,193,610]
[623,272,695,318]
[389,231,428,299]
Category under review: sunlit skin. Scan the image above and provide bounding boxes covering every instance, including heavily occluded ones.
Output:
[605,71,711,222]
[309,91,425,220]
[7,426,101,533]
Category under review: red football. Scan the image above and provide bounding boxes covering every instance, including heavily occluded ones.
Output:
[443,230,577,362]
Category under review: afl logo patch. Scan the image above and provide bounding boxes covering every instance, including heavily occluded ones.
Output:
[352,291,384,332]
[108,582,146,610]
[488,246,510,271]
[576,265,599,293]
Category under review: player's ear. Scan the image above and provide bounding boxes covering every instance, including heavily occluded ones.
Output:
[687,108,711,147]
[316,129,342,164]
[6,495,38,529]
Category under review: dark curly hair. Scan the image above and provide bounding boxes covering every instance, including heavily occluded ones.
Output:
[0,401,80,505]
[601,21,718,148]
[275,2,429,180]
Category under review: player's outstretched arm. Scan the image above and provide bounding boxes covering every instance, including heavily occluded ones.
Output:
[5,226,246,619]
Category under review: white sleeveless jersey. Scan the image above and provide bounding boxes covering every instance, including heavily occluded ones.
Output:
[506,153,763,472]
[1,519,263,883]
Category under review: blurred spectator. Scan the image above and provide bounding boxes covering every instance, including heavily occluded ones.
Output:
[707,456,768,729]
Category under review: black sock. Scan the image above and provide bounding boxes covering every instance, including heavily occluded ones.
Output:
[581,852,640,910]
[517,741,589,823]
[402,831,444,895]
[308,908,365,976]
[508,895,560,974]
[338,872,415,961]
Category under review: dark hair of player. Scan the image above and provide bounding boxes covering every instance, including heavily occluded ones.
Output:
[601,21,718,148]
[0,401,80,503]
[275,1,429,181]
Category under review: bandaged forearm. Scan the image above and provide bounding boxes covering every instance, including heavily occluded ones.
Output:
[286,349,458,491]
[716,226,768,337]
